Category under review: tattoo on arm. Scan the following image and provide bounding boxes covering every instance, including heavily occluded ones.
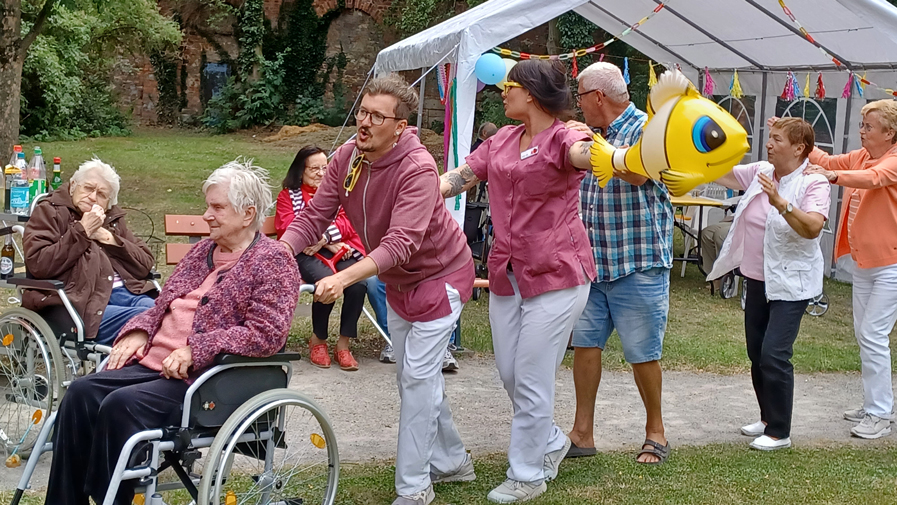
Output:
[580,140,593,156]
[441,165,479,198]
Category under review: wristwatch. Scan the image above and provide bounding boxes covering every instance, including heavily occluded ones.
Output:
[780,202,794,216]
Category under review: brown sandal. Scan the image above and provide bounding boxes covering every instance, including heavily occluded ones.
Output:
[636,439,670,465]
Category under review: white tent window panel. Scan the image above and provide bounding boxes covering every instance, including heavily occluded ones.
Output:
[714,95,756,161]
[776,98,838,155]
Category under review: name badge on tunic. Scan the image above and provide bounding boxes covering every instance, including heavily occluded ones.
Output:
[520,146,539,160]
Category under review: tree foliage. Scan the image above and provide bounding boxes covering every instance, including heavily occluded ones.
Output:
[18,0,181,140]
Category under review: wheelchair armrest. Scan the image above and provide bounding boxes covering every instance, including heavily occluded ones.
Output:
[213,353,302,365]
[7,277,64,290]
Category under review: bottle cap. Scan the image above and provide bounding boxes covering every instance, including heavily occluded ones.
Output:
[16,153,24,159]
[33,147,41,155]
[13,146,22,153]
[54,157,61,164]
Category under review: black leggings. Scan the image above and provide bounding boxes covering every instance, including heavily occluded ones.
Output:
[743,277,809,439]
[296,250,367,339]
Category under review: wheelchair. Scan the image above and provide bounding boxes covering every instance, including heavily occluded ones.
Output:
[6,284,340,505]
[0,274,162,458]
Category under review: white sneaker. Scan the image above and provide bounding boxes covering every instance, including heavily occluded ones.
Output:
[844,407,895,423]
[487,479,547,503]
[543,435,572,482]
[430,453,476,484]
[740,421,766,437]
[850,414,892,439]
[392,485,435,505]
[380,344,396,363]
[749,435,791,451]
[442,347,458,371]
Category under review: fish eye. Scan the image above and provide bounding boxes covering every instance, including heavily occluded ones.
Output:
[692,116,727,153]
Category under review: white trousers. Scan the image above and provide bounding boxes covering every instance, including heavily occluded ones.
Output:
[388,283,467,495]
[846,257,897,418]
[490,273,589,483]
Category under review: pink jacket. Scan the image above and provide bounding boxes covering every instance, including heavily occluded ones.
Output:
[117,235,300,380]
[280,128,473,321]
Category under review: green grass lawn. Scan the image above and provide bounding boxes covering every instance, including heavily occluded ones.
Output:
[7,443,896,505]
[20,130,896,374]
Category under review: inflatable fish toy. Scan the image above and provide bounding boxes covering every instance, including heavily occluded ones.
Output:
[589,69,749,197]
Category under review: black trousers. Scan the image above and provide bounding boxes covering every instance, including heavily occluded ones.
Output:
[743,277,809,439]
[46,364,189,505]
[296,250,367,339]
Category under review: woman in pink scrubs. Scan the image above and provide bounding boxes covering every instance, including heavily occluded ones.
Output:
[441,59,597,503]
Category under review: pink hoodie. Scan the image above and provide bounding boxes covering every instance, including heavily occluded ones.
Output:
[281,128,474,321]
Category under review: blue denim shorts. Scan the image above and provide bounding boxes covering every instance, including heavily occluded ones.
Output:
[571,267,670,363]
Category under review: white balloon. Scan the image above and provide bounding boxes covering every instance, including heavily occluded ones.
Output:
[496,58,518,91]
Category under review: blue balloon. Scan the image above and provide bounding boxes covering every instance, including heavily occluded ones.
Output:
[475,53,506,85]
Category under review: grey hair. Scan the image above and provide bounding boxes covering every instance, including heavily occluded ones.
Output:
[70,157,121,208]
[578,62,630,104]
[202,158,273,231]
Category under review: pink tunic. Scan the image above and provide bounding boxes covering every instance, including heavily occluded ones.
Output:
[465,120,596,298]
[733,164,831,281]
[139,249,242,371]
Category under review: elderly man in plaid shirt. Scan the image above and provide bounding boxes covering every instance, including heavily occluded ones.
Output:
[565,62,674,465]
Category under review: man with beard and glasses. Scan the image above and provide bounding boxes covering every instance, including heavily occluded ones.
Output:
[280,74,476,505]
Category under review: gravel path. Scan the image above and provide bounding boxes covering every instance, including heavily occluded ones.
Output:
[3,356,892,492]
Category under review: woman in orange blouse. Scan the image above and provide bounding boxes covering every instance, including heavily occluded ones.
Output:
[777,99,897,440]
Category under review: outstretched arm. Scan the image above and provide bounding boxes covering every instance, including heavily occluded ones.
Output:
[568,140,594,171]
[440,164,480,198]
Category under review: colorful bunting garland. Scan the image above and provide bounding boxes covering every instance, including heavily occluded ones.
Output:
[702,67,715,97]
[730,70,744,99]
[623,58,630,85]
[491,3,666,61]
[815,73,826,100]
[648,62,658,88]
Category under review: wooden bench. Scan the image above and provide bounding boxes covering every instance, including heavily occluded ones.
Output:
[164,215,277,264]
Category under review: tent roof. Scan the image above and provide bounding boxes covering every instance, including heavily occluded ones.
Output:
[375,0,897,75]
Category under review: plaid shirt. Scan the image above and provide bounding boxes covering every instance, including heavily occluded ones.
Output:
[580,102,674,282]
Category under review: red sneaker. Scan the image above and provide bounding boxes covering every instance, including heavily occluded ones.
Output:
[335,349,358,371]
[309,343,331,368]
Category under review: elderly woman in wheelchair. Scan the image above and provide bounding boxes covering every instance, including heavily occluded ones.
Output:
[23,158,158,346]
[34,159,315,505]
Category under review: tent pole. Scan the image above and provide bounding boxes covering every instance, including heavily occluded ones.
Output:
[416,68,426,138]
[742,0,854,72]
[758,72,768,162]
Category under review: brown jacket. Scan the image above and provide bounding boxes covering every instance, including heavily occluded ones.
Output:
[23,183,155,339]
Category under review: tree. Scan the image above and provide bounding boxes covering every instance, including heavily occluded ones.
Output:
[0,0,180,154]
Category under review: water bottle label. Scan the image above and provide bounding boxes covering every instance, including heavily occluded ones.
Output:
[10,187,29,209]
[0,257,12,275]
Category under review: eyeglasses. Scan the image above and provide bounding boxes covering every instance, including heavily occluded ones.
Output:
[574,89,601,105]
[858,121,877,132]
[344,153,365,195]
[501,81,523,95]
[77,183,110,201]
[306,165,326,174]
[355,108,401,126]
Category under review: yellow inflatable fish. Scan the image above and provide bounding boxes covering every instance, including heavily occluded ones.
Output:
[589,69,749,197]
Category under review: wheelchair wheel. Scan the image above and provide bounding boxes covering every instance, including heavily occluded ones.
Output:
[0,308,65,456]
[806,292,829,317]
[198,389,339,505]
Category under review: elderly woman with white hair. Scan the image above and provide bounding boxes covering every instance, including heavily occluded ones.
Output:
[24,158,156,344]
[44,159,301,505]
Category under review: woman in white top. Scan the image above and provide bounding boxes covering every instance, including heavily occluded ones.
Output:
[710,118,830,450]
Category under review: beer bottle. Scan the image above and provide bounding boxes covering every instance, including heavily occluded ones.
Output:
[1,235,14,279]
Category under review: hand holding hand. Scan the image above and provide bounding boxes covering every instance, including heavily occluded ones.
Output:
[107,331,149,370]
[758,173,786,211]
[90,227,116,245]
[314,275,344,304]
[161,346,193,380]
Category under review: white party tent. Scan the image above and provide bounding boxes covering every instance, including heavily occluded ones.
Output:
[373,0,897,279]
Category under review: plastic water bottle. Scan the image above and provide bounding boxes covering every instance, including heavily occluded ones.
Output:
[8,145,22,168]
[9,156,29,216]
[27,147,46,202]
[50,157,62,190]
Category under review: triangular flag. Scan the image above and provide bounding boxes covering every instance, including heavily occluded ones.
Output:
[815,72,826,100]
[842,73,852,98]
[803,73,811,98]
[703,67,715,97]
[623,57,630,85]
